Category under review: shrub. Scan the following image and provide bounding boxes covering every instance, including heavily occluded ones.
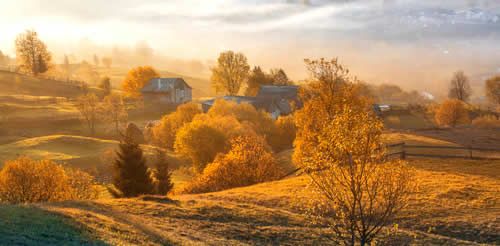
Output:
[152,103,201,149]
[174,119,228,172]
[180,136,285,194]
[269,114,296,152]
[435,99,470,127]
[0,157,99,203]
[472,115,500,129]
[112,135,154,197]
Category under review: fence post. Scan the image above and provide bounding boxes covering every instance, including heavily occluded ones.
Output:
[401,142,406,160]
[468,145,473,159]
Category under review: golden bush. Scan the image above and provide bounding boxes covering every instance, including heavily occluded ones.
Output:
[0,157,99,203]
[152,102,201,149]
[121,66,159,98]
[269,114,296,152]
[174,118,228,172]
[435,99,470,127]
[180,136,285,194]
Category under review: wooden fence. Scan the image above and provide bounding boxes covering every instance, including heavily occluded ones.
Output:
[386,142,500,161]
[279,142,500,179]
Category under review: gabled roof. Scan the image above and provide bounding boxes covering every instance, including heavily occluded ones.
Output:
[256,85,298,99]
[140,78,192,93]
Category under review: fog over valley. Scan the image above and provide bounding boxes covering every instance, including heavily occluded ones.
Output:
[2,0,500,97]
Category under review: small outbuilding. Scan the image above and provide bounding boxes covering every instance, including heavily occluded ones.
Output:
[140,78,192,105]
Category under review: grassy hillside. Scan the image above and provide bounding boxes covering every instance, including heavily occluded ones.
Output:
[0,155,495,245]
[0,70,100,98]
[0,135,180,170]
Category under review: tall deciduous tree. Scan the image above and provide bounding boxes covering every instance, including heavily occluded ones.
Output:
[99,76,112,96]
[112,135,154,197]
[93,54,100,67]
[448,70,471,102]
[210,51,250,96]
[15,29,52,75]
[102,57,112,69]
[63,54,72,81]
[294,58,415,246]
[485,76,500,105]
[121,66,159,98]
[76,93,100,135]
[101,94,128,137]
[270,68,291,86]
[245,66,273,96]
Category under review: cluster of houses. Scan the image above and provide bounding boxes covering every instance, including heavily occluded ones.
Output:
[140,77,299,119]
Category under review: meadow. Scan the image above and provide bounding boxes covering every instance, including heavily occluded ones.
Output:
[0,69,498,245]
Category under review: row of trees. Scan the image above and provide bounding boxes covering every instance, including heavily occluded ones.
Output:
[210,51,293,96]
[448,70,499,106]
[76,93,128,136]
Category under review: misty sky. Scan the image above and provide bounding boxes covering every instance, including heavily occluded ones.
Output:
[2,0,500,95]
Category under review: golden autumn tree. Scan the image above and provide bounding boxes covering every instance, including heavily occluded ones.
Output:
[435,99,470,127]
[122,66,159,98]
[152,102,201,149]
[180,136,285,194]
[210,51,250,95]
[15,29,52,76]
[76,93,100,135]
[101,94,128,137]
[485,76,500,105]
[294,58,415,246]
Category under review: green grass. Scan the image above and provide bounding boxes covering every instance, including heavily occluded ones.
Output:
[0,204,107,245]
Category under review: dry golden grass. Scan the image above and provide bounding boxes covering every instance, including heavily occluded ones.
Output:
[1,154,489,245]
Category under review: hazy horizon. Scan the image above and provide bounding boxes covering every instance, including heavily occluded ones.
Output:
[2,0,500,97]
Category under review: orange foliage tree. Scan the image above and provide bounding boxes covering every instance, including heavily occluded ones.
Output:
[0,157,99,203]
[152,103,201,149]
[121,66,159,98]
[435,99,470,127]
[180,136,285,194]
[294,58,416,245]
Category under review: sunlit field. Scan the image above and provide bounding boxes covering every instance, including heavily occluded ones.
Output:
[1,1,500,244]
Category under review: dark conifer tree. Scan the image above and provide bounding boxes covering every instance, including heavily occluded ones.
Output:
[154,149,174,195]
[112,134,153,197]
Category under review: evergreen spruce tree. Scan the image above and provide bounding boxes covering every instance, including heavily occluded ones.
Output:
[154,149,174,195]
[112,134,153,197]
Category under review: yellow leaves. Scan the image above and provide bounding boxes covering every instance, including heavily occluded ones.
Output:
[121,66,159,98]
[179,136,285,194]
[0,157,99,203]
[435,99,470,127]
[210,51,250,96]
[152,103,201,149]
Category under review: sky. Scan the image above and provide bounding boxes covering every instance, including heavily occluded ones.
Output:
[2,0,500,95]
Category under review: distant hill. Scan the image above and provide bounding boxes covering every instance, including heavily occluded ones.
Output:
[0,70,97,98]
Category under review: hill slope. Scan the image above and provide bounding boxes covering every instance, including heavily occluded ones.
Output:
[0,70,97,98]
[0,135,178,170]
[1,156,497,245]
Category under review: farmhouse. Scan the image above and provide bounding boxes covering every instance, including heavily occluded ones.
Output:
[140,78,192,104]
[200,85,300,119]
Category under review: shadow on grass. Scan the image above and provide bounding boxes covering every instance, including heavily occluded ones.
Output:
[0,204,109,246]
